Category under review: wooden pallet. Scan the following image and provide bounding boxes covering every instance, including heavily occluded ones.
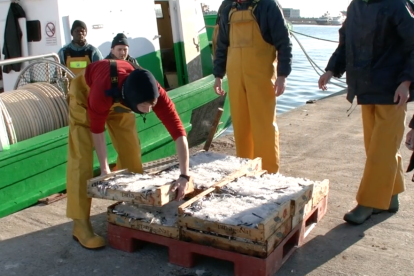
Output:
[106,195,328,276]
[107,222,300,276]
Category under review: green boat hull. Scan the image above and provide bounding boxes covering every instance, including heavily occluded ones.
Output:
[0,75,231,218]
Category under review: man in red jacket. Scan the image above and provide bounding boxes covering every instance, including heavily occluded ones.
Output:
[66,59,190,249]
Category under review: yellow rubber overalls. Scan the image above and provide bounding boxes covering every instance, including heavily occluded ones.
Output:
[66,70,143,220]
[226,1,280,173]
[357,105,406,209]
[65,55,92,76]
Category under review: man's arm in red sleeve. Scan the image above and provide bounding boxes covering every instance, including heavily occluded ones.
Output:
[87,79,113,175]
[153,83,190,201]
[152,83,187,140]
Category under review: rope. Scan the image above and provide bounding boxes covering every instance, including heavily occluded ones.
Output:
[290,32,347,89]
[290,30,339,43]
[0,83,68,144]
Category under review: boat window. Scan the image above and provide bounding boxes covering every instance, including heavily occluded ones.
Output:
[26,20,42,42]
[155,4,163,19]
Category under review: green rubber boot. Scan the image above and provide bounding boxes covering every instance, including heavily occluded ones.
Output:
[373,194,399,214]
[343,205,373,225]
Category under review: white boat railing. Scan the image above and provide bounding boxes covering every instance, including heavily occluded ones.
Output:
[0,53,60,66]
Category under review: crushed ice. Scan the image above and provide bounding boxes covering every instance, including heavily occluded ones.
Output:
[184,174,322,227]
[95,152,248,192]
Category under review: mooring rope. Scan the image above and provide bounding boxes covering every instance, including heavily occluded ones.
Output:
[290,30,339,43]
[290,32,347,89]
[0,83,68,143]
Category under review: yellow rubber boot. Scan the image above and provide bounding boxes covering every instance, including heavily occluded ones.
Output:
[72,219,106,250]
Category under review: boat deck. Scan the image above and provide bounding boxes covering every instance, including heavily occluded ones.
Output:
[1,91,413,276]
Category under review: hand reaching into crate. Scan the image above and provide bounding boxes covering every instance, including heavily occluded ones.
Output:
[170,176,190,201]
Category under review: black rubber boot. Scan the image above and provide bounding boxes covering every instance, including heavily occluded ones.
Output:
[343,205,373,225]
[373,194,399,214]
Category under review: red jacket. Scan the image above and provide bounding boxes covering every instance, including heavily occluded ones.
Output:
[84,60,186,140]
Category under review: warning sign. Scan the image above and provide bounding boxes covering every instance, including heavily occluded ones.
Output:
[45,21,57,46]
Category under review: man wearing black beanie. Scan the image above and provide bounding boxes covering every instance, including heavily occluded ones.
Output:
[58,20,103,76]
[105,33,138,65]
[65,59,190,250]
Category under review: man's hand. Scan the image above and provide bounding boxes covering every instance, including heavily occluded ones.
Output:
[275,76,286,97]
[406,129,414,151]
[214,77,226,96]
[100,167,111,176]
[318,71,333,91]
[394,81,411,108]
[169,177,189,201]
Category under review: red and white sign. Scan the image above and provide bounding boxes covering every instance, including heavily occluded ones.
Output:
[45,21,57,46]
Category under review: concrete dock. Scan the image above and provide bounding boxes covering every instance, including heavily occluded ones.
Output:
[1,93,413,276]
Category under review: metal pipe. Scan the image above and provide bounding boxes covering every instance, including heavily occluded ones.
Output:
[0,53,60,66]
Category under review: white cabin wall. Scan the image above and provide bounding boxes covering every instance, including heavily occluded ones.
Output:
[0,0,62,92]
[1,0,162,92]
[57,0,161,60]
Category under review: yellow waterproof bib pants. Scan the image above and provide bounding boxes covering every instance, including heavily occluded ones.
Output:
[66,72,143,219]
[357,105,406,209]
[66,55,92,76]
[226,7,280,173]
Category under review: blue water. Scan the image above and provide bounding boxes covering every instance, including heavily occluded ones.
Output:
[224,25,345,134]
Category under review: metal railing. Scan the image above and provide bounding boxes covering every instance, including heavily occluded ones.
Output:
[0,53,60,66]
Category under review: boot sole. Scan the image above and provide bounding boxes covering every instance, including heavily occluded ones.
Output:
[373,208,399,215]
[343,215,371,225]
[72,235,106,250]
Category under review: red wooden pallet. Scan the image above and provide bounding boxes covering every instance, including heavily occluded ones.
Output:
[107,196,328,276]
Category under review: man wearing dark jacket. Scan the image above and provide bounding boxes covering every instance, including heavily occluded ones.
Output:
[319,0,414,225]
[213,0,292,173]
[105,33,138,65]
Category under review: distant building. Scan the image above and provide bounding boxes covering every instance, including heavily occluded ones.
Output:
[283,8,300,18]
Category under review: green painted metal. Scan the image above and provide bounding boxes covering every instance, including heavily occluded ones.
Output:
[173,42,186,86]
[137,50,165,86]
[203,14,217,42]
[199,32,213,77]
[0,75,231,218]
[177,41,189,85]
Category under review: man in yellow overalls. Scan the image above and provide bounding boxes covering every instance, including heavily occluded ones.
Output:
[319,0,414,224]
[66,60,191,249]
[58,20,103,76]
[213,0,292,173]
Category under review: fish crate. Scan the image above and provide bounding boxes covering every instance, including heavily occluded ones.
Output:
[290,184,314,215]
[87,169,195,206]
[178,174,324,257]
[181,217,292,258]
[87,152,262,206]
[107,201,181,239]
[291,180,329,229]
[179,190,291,244]
[311,179,330,208]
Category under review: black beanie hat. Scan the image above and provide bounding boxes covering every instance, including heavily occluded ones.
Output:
[111,33,129,48]
[71,20,87,34]
[122,69,160,113]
